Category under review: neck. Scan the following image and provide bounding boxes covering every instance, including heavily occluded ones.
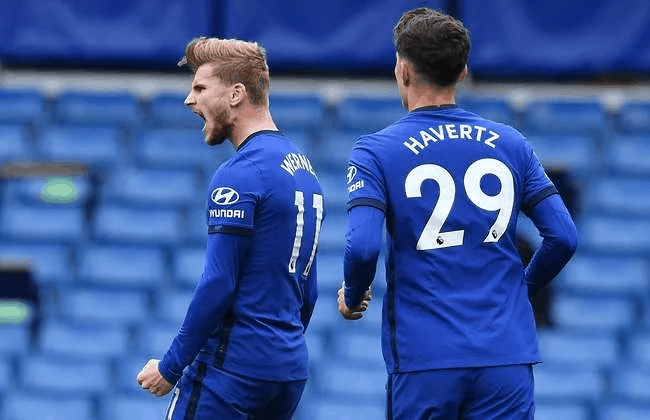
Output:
[406,84,456,111]
[229,106,278,149]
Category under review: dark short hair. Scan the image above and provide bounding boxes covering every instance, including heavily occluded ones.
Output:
[393,8,470,88]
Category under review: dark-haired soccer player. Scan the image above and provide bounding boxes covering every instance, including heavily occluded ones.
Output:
[338,8,578,420]
[137,37,323,420]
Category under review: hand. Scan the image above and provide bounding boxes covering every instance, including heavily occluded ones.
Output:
[137,359,173,397]
[338,284,372,320]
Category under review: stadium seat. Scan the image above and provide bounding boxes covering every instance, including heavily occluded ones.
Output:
[579,216,650,254]
[337,97,406,132]
[269,94,326,130]
[101,167,200,208]
[525,133,598,174]
[319,130,363,173]
[334,328,384,369]
[37,124,122,167]
[39,321,129,358]
[317,214,347,253]
[587,176,650,216]
[561,255,649,296]
[318,362,387,399]
[0,243,71,285]
[537,330,619,367]
[522,100,606,134]
[134,127,230,173]
[115,354,159,393]
[305,330,327,363]
[605,135,650,175]
[0,89,47,125]
[0,356,11,391]
[185,209,209,245]
[0,123,31,162]
[533,364,605,401]
[0,392,93,420]
[156,289,192,325]
[317,172,348,215]
[308,293,341,333]
[77,245,165,289]
[173,247,204,289]
[533,401,591,420]
[307,398,385,420]
[0,324,29,355]
[92,205,183,245]
[61,288,151,325]
[281,128,316,154]
[20,355,111,393]
[611,367,650,401]
[316,253,345,292]
[457,96,515,125]
[551,295,637,332]
[101,394,170,420]
[626,332,650,369]
[55,91,141,125]
[147,92,203,128]
[616,101,650,133]
[0,204,85,243]
[3,176,91,206]
[599,403,650,420]
[137,322,178,356]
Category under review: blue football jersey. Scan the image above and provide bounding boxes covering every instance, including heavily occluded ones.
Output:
[346,105,556,373]
[197,130,324,381]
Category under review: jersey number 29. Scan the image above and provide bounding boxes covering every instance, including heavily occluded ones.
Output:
[289,191,324,276]
[405,158,514,250]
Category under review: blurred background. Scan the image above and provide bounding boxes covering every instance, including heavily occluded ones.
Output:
[1,0,650,419]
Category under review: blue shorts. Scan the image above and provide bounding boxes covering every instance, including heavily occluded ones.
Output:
[388,364,534,420]
[165,361,307,420]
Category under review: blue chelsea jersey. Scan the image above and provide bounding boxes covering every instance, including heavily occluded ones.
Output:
[346,105,557,373]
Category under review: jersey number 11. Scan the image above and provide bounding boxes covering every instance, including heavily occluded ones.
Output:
[289,191,324,276]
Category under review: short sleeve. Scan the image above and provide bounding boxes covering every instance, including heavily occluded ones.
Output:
[346,138,387,213]
[521,141,558,214]
[206,163,260,236]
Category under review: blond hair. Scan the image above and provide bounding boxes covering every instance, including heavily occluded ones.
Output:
[179,37,270,107]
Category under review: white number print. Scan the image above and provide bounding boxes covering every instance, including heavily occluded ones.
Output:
[405,158,514,251]
[289,191,324,276]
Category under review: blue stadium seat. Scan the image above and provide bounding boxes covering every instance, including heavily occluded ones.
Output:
[612,367,650,401]
[533,364,605,401]
[20,355,110,393]
[534,402,590,420]
[599,403,650,420]
[0,356,11,391]
[616,101,650,133]
[37,124,122,167]
[337,97,406,132]
[626,332,650,369]
[551,295,637,331]
[0,243,71,285]
[186,209,209,245]
[1,392,93,420]
[317,172,348,215]
[270,94,326,130]
[605,135,650,175]
[0,89,47,125]
[39,321,129,358]
[92,205,183,244]
[317,253,345,292]
[308,398,385,420]
[526,133,597,174]
[147,92,203,128]
[134,127,230,174]
[318,362,387,400]
[0,324,29,356]
[115,354,159,393]
[587,176,650,216]
[0,204,85,243]
[77,245,165,289]
[457,97,515,125]
[308,294,341,333]
[55,91,141,125]
[561,255,648,296]
[0,123,31,162]
[101,394,170,420]
[102,167,199,208]
[579,216,650,254]
[282,128,316,154]
[305,330,327,363]
[318,214,347,253]
[156,289,192,325]
[173,247,204,289]
[3,176,91,206]
[138,322,178,356]
[61,288,150,325]
[537,330,619,367]
[319,130,363,173]
[522,100,606,134]
[334,328,384,369]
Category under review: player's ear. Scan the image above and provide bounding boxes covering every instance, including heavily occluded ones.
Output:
[457,65,468,83]
[230,83,246,107]
[402,64,411,87]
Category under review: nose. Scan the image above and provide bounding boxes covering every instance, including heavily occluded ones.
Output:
[184,92,195,107]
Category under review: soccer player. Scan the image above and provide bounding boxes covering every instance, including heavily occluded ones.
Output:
[136,37,324,420]
[338,8,578,420]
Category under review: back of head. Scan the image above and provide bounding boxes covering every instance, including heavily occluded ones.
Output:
[179,37,270,107]
[393,8,470,88]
